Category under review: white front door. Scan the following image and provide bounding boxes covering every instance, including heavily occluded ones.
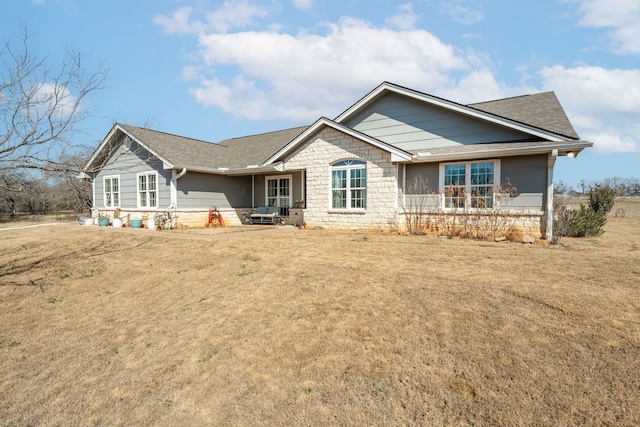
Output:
[266,175,291,216]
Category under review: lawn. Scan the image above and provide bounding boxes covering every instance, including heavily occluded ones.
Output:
[1,199,639,426]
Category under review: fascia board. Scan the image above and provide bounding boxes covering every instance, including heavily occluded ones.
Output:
[263,117,412,165]
[335,83,569,143]
[119,126,175,169]
[173,163,283,176]
[412,141,593,163]
[82,124,175,172]
[82,124,119,172]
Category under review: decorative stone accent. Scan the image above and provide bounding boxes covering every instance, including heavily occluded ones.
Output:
[284,129,399,230]
[522,236,536,244]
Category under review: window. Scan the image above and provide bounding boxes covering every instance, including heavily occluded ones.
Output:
[103,176,120,208]
[137,172,158,208]
[441,160,499,209]
[266,175,291,216]
[331,160,366,209]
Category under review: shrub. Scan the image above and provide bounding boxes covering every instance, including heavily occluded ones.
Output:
[554,206,607,238]
[552,185,614,243]
[589,184,615,215]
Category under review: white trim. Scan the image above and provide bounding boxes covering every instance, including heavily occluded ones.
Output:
[335,82,568,142]
[265,174,292,212]
[170,168,187,207]
[411,141,593,163]
[102,175,120,208]
[83,124,175,173]
[263,117,412,166]
[136,171,159,209]
[329,159,367,211]
[438,159,501,210]
[546,150,557,241]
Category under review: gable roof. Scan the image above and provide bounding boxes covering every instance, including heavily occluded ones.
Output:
[83,82,590,176]
[468,92,580,140]
[263,117,413,165]
[83,123,309,174]
[335,82,578,142]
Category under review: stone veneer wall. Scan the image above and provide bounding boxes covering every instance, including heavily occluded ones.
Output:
[284,128,399,230]
[399,210,546,238]
[92,208,250,228]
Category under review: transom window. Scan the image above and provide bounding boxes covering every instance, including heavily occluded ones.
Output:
[441,160,499,209]
[331,160,366,209]
[137,172,158,208]
[103,176,120,208]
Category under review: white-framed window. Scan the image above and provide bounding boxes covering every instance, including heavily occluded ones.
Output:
[265,175,292,216]
[137,171,158,208]
[103,175,120,208]
[439,160,500,209]
[331,160,366,209]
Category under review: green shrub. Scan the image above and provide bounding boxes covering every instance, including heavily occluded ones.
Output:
[553,186,615,243]
[589,184,615,215]
[554,206,607,238]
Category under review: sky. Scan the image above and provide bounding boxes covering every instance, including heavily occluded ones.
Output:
[2,0,639,188]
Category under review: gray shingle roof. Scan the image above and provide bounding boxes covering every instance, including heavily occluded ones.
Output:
[120,124,308,170]
[112,90,581,172]
[468,92,580,140]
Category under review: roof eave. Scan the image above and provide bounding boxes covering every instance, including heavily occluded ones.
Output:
[263,117,413,165]
[82,123,175,173]
[173,162,284,175]
[335,82,572,142]
[411,141,593,163]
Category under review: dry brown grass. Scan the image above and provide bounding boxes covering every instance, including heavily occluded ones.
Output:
[1,199,640,426]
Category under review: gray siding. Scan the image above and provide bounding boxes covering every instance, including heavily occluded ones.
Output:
[402,155,547,210]
[177,172,251,209]
[94,139,171,209]
[405,163,439,193]
[345,93,532,151]
[253,171,304,209]
[501,154,547,210]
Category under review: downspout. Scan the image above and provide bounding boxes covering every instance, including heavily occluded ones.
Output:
[171,168,187,207]
[546,150,557,241]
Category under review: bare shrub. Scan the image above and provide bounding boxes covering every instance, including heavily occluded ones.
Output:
[401,175,434,235]
[614,207,627,218]
[434,180,521,240]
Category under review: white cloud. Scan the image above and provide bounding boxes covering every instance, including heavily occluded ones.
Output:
[189,17,472,120]
[386,4,420,30]
[539,65,640,152]
[154,1,270,34]
[571,0,640,54]
[153,6,197,35]
[292,0,314,12]
[31,82,78,120]
[438,0,484,25]
[155,3,639,156]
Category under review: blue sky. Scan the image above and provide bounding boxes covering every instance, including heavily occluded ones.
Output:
[2,0,639,187]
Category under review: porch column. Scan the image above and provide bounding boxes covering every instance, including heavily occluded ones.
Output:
[546,150,557,241]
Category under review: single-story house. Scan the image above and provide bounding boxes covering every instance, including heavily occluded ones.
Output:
[81,82,592,239]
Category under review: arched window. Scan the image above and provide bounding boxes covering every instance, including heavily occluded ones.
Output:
[331,160,366,209]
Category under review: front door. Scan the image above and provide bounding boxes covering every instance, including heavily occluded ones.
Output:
[266,175,291,217]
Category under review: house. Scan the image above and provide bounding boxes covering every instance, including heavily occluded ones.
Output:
[81,82,592,239]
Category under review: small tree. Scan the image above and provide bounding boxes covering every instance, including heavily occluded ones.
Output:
[552,185,613,243]
[1,26,108,189]
[588,184,615,215]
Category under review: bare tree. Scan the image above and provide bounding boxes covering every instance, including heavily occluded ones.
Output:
[0,26,108,190]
